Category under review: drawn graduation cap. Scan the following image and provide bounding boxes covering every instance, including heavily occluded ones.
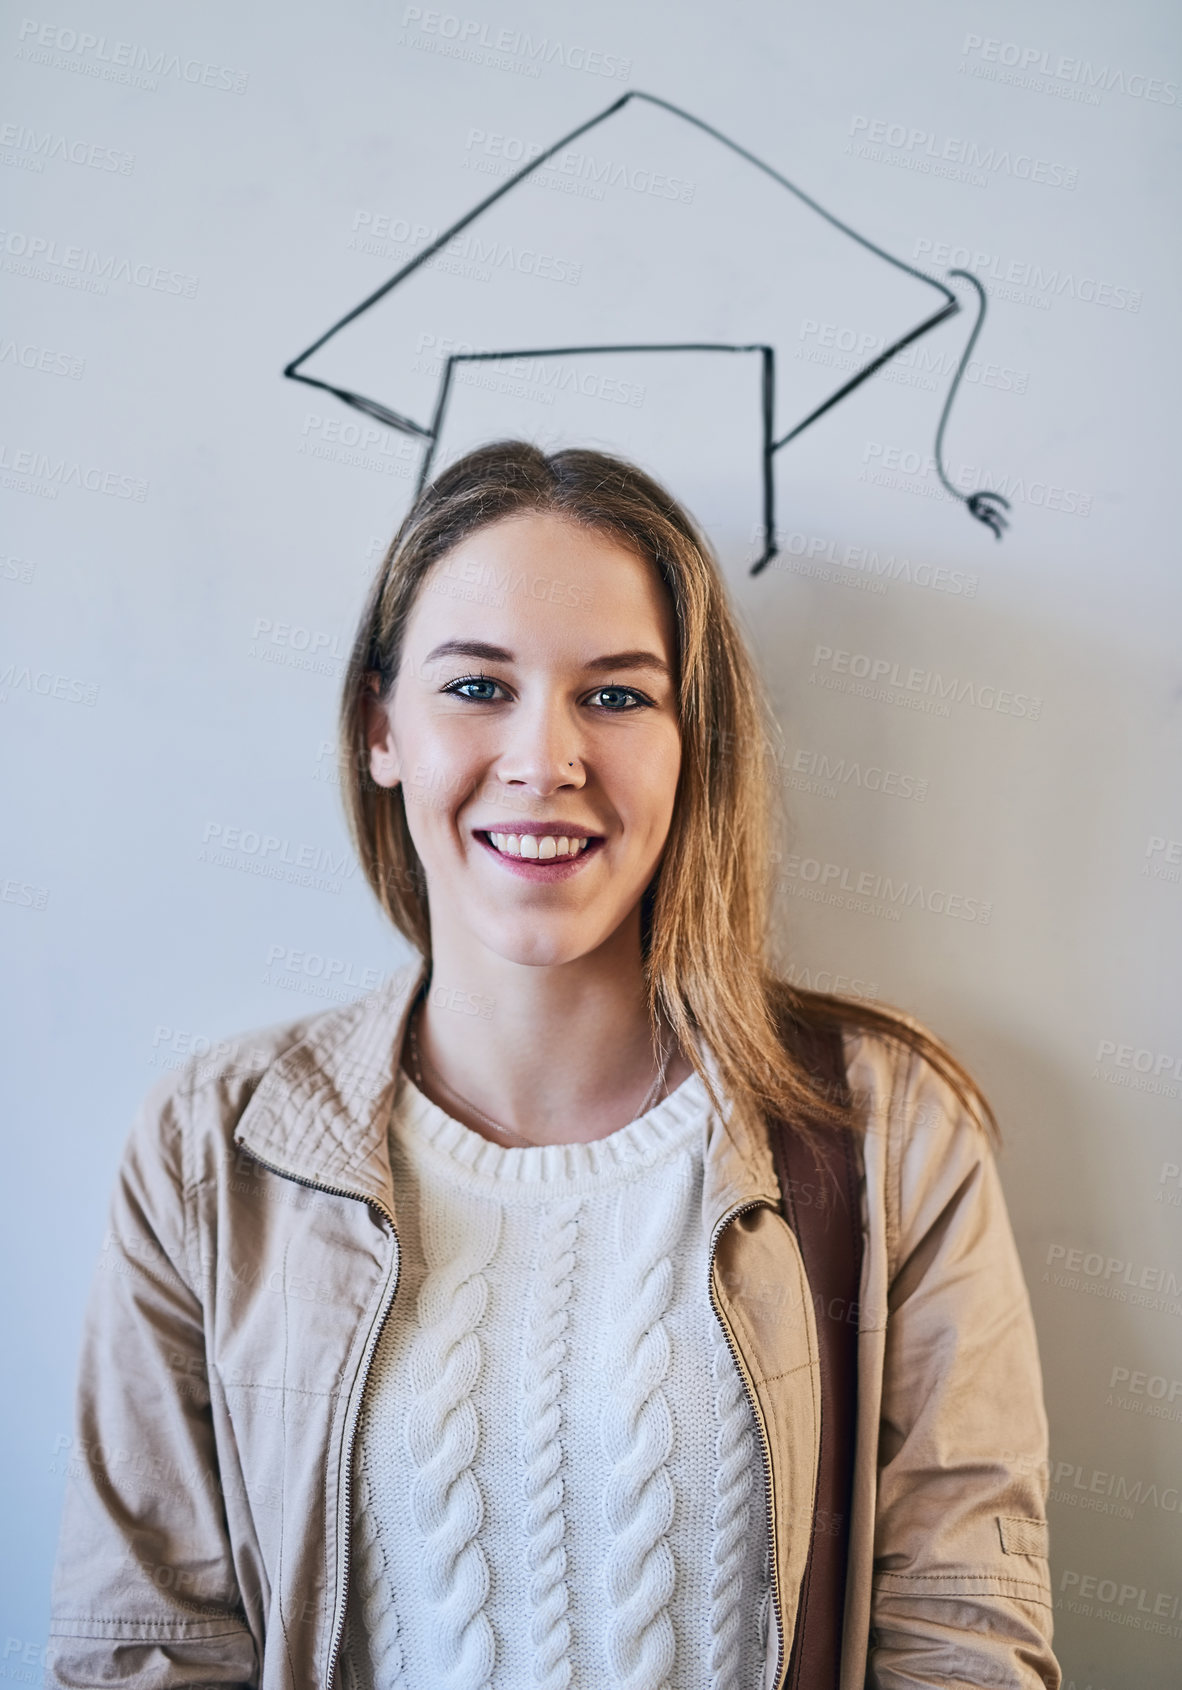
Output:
[284,90,1011,573]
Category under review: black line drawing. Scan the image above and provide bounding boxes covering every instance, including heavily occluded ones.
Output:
[284,90,1011,573]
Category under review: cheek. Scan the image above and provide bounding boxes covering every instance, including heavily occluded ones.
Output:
[399,716,488,828]
[410,713,486,770]
[614,731,681,840]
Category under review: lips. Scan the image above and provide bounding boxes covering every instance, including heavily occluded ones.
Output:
[474,830,605,881]
[487,832,590,860]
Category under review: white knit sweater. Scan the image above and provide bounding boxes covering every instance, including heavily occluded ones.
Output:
[341,1060,772,1690]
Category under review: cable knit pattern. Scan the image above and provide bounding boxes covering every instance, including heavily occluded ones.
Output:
[342,1066,771,1690]
[520,1197,581,1688]
[707,1311,757,1688]
[346,1464,406,1690]
[404,1193,501,1687]
[600,1151,693,1688]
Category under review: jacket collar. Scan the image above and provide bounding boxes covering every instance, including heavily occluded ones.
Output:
[234,955,781,1233]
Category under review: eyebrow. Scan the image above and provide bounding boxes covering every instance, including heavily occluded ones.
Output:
[423,638,671,679]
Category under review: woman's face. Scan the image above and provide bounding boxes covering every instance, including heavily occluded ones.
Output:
[366,510,682,970]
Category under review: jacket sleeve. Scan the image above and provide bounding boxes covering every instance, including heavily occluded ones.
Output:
[867,1044,1061,1690]
[46,1071,258,1690]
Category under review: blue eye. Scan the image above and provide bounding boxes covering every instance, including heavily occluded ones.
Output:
[592,686,649,711]
[442,674,653,711]
[446,674,502,701]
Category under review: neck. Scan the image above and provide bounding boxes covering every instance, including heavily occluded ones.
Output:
[407,920,693,1147]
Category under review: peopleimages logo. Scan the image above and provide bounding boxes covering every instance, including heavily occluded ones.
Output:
[0,660,99,704]
[783,964,880,1001]
[959,33,1178,107]
[198,823,356,895]
[1058,1568,1182,1638]
[1,551,37,584]
[0,443,146,502]
[398,8,631,80]
[797,318,1028,399]
[408,334,639,417]
[1044,1244,1182,1316]
[1107,1362,1182,1424]
[149,1026,270,1082]
[463,127,695,204]
[2,873,49,910]
[14,19,250,93]
[1092,1037,1181,1099]
[0,227,199,297]
[249,615,350,679]
[913,237,1140,314]
[809,644,1042,721]
[0,121,134,174]
[770,523,980,597]
[1049,1458,1177,1522]
[262,944,385,1005]
[1108,1364,1182,1405]
[779,747,928,803]
[860,440,1092,519]
[1143,834,1182,885]
[774,850,992,926]
[0,337,85,379]
[348,211,582,287]
[847,113,1078,191]
[298,412,417,484]
[1159,1163,1182,1208]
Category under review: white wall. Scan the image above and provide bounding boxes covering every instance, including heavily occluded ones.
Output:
[2,1,1179,1682]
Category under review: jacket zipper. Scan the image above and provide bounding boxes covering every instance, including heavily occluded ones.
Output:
[709,1199,786,1690]
[241,1160,785,1687]
[232,1145,401,1690]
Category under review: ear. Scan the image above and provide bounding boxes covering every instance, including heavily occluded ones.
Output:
[361,673,401,788]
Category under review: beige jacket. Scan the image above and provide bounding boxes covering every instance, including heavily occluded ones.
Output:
[47,958,1059,1690]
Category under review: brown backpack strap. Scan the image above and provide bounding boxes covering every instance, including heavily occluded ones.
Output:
[767,1022,862,1690]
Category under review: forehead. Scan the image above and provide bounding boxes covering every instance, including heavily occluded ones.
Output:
[407,511,676,657]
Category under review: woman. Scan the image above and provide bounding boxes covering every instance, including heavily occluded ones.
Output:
[48,442,1060,1690]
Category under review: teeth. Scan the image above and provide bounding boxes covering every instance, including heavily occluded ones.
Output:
[488,833,590,859]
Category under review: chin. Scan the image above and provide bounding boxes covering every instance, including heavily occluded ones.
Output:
[478,915,607,971]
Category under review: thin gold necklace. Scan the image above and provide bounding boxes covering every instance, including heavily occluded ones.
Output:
[405,998,673,1148]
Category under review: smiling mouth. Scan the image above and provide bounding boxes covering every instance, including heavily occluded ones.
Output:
[486,831,592,860]
[474,830,605,875]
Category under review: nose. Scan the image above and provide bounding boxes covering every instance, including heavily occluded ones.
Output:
[492,697,585,797]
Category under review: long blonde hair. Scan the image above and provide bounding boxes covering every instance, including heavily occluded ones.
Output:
[339,440,997,1146]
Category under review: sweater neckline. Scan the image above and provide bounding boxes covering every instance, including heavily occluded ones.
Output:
[392,1061,716,1196]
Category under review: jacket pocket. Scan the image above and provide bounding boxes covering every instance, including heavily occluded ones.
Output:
[997,1515,1050,1558]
